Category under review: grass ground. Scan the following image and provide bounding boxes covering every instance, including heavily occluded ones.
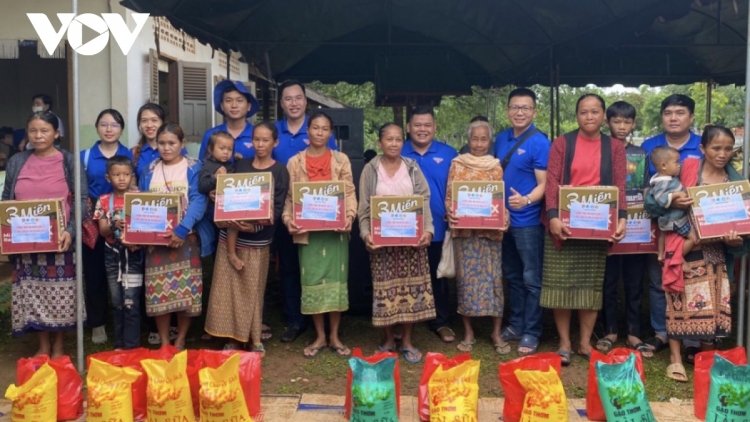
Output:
[0,267,714,402]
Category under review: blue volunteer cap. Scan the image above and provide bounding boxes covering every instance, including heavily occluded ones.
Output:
[213,80,260,118]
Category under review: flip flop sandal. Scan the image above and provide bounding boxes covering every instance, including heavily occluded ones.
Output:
[330,344,352,358]
[251,344,266,357]
[627,341,654,358]
[556,349,572,367]
[457,339,476,352]
[434,327,456,343]
[303,344,327,359]
[577,350,591,361]
[501,327,522,342]
[666,363,688,382]
[517,335,539,356]
[378,345,395,352]
[595,337,615,354]
[402,347,422,364]
[261,327,273,341]
[494,342,512,356]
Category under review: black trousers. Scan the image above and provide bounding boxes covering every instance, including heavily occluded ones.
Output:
[82,236,108,328]
[427,241,452,330]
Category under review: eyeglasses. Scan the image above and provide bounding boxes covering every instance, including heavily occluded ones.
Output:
[98,123,121,129]
[508,106,535,114]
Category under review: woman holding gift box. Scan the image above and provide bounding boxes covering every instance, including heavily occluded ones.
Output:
[282,111,357,359]
[358,122,436,364]
[205,122,290,355]
[542,94,627,366]
[647,125,750,382]
[3,111,88,357]
[138,123,213,350]
[444,120,510,356]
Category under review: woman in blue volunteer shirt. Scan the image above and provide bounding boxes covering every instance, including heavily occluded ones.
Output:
[80,109,133,345]
[132,103,166,181]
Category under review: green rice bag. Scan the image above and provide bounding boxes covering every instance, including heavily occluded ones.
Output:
[349,357,398,422]
[706,355,750,422]
[595,353,655,422]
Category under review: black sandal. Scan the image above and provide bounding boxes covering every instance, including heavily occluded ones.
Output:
[644,336,668,354]
[685,346,700,365]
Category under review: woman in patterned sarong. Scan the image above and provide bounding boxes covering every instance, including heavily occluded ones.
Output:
[4,111,87,357]
[139,123,212,350]
[648,125,750,382]
[358,123,436,364]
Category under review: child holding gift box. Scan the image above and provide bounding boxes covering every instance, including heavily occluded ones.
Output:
[93,155,143,350]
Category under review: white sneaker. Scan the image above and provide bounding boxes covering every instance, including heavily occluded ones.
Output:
[91,326,107,344]
[148,332,161,345]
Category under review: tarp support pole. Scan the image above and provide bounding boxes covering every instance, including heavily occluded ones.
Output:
[555,64,561,139]
[706,80,713,123]
[226,49,231,79]
[741,0,750,355]
[72,0,84,374]
[549,48,554,138]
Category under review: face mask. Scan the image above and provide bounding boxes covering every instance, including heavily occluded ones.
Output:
[31,106,44,113]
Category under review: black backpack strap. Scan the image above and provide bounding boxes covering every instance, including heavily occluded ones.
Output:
[562,131,578,185]
[501,128,540,170]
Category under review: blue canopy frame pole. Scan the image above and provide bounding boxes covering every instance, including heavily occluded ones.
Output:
[72,0,84,373]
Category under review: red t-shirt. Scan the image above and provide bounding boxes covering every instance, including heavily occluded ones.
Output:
[570,134,602,186]
[93,193,125,244]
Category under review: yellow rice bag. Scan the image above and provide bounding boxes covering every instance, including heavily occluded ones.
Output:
[428,360,480,422]
[199,354,253,422]
[86,358,142,422]
[141,350,196,422]
[515,366,568,422]
[4,362,57,422]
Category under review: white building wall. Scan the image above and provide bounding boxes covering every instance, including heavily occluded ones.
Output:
[0,0,249,151]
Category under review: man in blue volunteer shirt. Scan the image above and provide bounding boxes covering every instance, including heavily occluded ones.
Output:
[641,94,703,359]
[274,80,338,343]
[493,88,550,356]
[402,106,458,344]
[198,80,260,161]
[273,80,338,164]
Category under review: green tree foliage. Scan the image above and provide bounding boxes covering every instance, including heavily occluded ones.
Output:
[308,81,746,150]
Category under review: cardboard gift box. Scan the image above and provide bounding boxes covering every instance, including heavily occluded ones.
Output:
[122,192,182,246]
[214,172,273,222]
[609,204,658,255]
[559,186,619,240]
[291,181,347,231]
[0,198,66,254]
[370,195,424,246]
[687,180,750,240]
[451,180,505,229]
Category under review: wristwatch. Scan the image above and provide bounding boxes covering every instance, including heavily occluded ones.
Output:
[525,196,531,206]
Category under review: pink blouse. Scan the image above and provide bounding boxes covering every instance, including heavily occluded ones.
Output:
[375,161,414,196]
[15,152,70,221]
